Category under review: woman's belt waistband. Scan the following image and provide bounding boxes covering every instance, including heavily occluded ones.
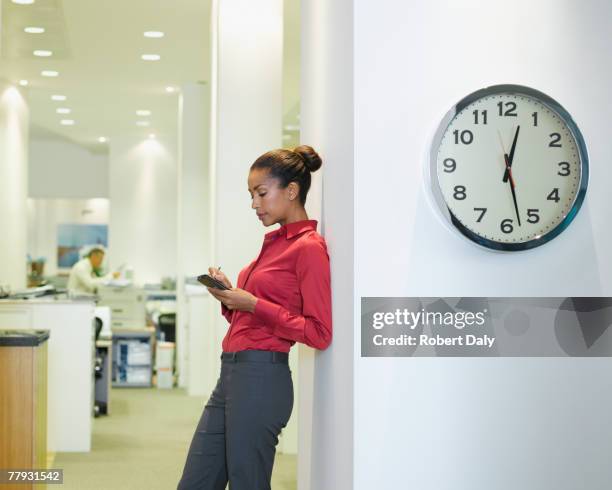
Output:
[221,350,289,364]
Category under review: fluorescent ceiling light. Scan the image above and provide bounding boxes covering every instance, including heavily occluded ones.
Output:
[98,137,107,143]
[41,70,59,77]
[12,0,35,4]
[60,119,75,126]
[144,31,164,38]
[165,86,175,93]
[136,121,150,127]
[141,54,160,61]
[148,134,156,139]
[25,27,45,34]
[33,50,53,57]
[51,95,66,101]
[19,80,29,86]
[56,108,71,114]
[136,110,151,116]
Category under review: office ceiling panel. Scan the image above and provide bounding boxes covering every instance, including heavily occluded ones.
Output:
[0,0,211,151]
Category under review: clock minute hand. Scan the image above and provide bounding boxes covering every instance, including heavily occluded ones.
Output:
[503,125,520,183]
[504,153,522,226]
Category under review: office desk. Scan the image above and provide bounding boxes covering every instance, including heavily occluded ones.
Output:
[0,299,94,452]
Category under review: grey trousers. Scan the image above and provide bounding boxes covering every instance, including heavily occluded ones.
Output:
[177,351,294,490]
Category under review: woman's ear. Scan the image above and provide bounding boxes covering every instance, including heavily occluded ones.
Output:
[287,182,300,201]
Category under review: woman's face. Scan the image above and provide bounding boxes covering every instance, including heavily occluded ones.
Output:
[248,168,293,226]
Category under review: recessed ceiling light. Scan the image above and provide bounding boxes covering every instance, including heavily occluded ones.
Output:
[56,108,71,114]
[148,134,156,139]
[33,50,53,57]
[136,110,151,116]
[41,70,59,77]
[141,54,160,61]
[12,0,35,4]
[60,119,75,126]
[98,137,107,143]
[136,121,150,127]
[19,80,29,87]
[144,31,164,38]
[25,27,45,34]
[165,86,176,93]
[51,95,66,101]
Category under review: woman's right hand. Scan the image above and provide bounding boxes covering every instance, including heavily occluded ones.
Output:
[208,267,233,289]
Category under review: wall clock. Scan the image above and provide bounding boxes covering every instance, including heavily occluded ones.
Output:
[430,84,588,251]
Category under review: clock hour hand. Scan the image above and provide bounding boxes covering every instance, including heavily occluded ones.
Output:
[503,125,520,183]
[498,130,521,227]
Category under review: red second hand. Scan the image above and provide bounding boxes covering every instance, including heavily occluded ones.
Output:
[503,153,517,189]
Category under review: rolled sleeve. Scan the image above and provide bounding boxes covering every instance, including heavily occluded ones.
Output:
[221,303,233,323]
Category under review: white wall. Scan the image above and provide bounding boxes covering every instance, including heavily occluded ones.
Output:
[0,82,29,290]
[109,135,177,285]
[299,0,354,488]
[176,82,213,392]
[209,0,284,364]
[27,198,109,276]
[29,137,108,199]
[210,0,299,454]
[354,1,612,489]
[212,0,283,282]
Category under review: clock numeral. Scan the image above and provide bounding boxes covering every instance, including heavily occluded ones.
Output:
[547,188,560,203]
[443,158,457,173]
[453,129,473,145]
[549,133,562,147]
[527,209,540,224]
[474,207,487,222]
[500,218,514,234]
[472,109,488,125]
[557,161,571,176]
[453,185,467,200]
[497,101,517,117]
[532,112,538,127]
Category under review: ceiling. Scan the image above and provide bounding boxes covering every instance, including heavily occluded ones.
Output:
[0,0,210,149]
[0,0,208,151]
[0,0,300,153]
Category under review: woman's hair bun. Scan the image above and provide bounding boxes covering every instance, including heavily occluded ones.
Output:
[294,145,322,173]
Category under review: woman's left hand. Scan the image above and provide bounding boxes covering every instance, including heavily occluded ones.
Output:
[207,287,258,313]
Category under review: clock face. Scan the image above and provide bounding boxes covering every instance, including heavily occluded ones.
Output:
[431,84,589,251]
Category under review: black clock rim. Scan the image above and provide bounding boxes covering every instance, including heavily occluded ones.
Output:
[430,83,590,252]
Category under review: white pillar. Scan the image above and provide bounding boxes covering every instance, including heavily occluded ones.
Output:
[176,82,213,393]
[0,82,29,291]
[211,0,284,283]
[209,0,284,371]
[108,134,178,285]
[208,0,295,453]
[300,1,355,489]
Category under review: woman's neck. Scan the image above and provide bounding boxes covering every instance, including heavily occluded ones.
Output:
[279,208,309,226]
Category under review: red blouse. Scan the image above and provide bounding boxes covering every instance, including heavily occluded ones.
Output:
[220,219,332,353]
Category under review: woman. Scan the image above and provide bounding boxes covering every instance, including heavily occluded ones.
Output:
[177,145,332,490]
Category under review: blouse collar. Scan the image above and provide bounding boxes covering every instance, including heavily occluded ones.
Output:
[265,219,318,240]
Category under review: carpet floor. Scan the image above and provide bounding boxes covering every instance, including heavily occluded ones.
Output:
[53,387,297,489]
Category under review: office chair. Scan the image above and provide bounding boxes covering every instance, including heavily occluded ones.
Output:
[93,317,106,417]
[157,313,176,343]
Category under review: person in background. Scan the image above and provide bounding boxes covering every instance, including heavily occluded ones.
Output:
[67,247,119,294]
